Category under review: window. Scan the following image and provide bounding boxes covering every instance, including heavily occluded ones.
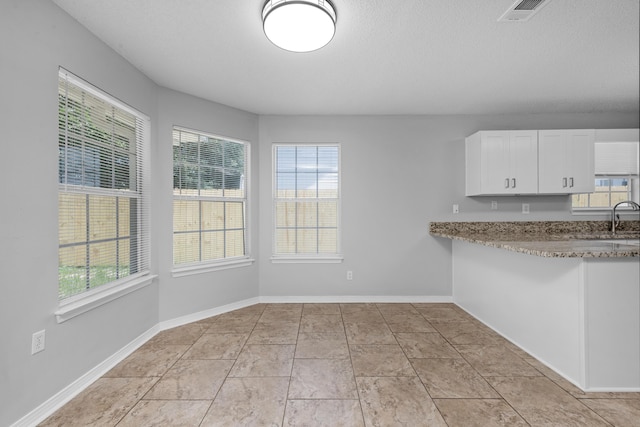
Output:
[572,141,639,211]
[273,144,341,261]
[58,69,150,301]
[172,127,250,271]
[572,177,635,209]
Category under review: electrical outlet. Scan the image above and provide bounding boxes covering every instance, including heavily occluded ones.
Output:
[32,330,45,355]
[522,203,530,214]
[491,201,498,210]
[452,204,459,214]
[347,270,353,280]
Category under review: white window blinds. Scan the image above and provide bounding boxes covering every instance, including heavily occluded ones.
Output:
[58,68,150,300]
[172,127,249,266]
[594,142,639,175]
[273,144,341,258]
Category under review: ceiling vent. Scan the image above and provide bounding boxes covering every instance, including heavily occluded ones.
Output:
[498,0,551,22]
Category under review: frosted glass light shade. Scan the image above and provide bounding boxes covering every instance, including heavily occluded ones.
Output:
[262,0,337,53]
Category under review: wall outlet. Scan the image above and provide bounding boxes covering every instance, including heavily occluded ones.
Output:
[522,203,530,214]
[452,204,459,214]
[491,201,498,210]
[347,270,353,280]
[32,330,45,355]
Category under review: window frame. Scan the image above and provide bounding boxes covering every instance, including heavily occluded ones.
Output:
[271,143,343,264]
[572,174,639,214]
[572,137,639,214]
[171,126,253,277]
[56,68,153,323]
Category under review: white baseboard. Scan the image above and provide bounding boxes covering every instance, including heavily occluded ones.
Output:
[12,296,259,426]
[259,295,454,304]
[583,386,640,392]
[12,295,452,426]
[11,325,159,427]
[158,296,452,330]
[158,297,261,331]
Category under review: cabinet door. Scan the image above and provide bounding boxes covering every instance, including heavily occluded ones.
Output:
[539,130,595,194]
[480,132,511,194]
[566,130,595,193]
[539,130,569,193]
[509,131,538,194]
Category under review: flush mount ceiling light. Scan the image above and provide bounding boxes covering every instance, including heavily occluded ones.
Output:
[262,0,337,53]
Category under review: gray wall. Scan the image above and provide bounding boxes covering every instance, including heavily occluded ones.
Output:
[257,114,639,298]
[0,1,260,425]
[1,1,638,425]
[0,1,158,425]
[156,87,260,321]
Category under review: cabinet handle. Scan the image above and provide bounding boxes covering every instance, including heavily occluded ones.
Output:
[562,177,568,188]
[511,178,516,188]
[505,178,510,188]
[569,177,574,188]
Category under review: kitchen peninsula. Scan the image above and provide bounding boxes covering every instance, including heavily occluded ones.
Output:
[431,221,640,392]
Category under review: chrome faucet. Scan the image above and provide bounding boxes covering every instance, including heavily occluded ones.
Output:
[611,200,640,234]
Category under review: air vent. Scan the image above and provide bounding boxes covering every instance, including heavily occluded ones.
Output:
[498,0,551,22]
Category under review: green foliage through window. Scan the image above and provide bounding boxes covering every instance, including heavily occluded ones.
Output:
[172,128,248,265]
[173,130,245,194]
[58,69,149,300]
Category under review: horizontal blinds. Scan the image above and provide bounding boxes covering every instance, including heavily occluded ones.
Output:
[172,127,248,265]
[58,68,150,300]
[172,128,246,199]
[273,144,340,255]
[594,142,639,175]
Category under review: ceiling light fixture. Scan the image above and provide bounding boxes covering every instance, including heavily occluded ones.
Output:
[262,0,337,53]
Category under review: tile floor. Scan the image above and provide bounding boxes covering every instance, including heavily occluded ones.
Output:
[40,303,640,426]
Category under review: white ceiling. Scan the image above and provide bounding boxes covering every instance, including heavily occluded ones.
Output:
[52,0,639,116]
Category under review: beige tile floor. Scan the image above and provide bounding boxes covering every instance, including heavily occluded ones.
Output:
[40,303,640,426]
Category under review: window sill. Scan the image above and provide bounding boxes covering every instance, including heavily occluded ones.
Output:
[271,255,344,264]
[55,274,156,323]
[572,207,640,215]
[172,257,255,278]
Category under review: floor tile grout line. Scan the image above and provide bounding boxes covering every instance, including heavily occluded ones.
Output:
[197,304,266,426]
[439,317,602,427]
[392,304,452,425]
[185,319,233,426]
[340,303,368,426]
[409,305,524,422]
[439,333,504,397]
[546,379,616,426]
[279,304,303,426]
[441,335,533,421]
[109,327,204,426]
[41,303,639,426]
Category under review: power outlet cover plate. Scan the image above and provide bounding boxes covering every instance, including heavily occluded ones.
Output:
[32,330,45,355]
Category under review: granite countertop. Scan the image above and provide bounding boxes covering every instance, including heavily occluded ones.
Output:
[429,221,640,258]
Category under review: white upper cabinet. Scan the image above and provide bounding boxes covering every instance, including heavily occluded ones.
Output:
[538,130,595,194]
[466,130,538,196]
